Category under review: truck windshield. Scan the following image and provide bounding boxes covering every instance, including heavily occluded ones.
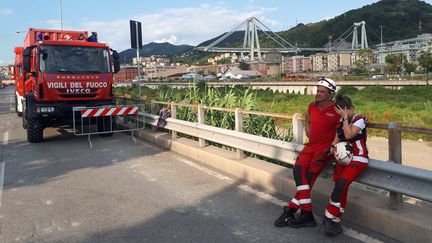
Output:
[39,45,110,74]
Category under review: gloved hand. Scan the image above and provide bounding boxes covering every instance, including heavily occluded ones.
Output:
[325,145,335,156]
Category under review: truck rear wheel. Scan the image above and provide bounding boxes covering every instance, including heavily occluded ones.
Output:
[27,118,44,143]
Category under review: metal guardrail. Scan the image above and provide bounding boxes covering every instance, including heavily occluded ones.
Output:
[118,97,432,207]
[141,112,432,205]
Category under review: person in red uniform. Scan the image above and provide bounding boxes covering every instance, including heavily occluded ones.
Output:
[321,94,368,237]
[274,77,340,228]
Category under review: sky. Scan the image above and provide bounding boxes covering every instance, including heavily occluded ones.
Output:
[0,0,429,65]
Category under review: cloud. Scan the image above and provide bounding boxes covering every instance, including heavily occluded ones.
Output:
[0,8,12,15]
[66,4,279,52]
[155,35,178,44]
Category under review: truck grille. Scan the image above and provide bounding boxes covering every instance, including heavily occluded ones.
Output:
[57,88,98,99]
[59,94,97,98]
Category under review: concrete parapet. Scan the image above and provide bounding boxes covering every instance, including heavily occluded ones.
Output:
[136,128,432,243]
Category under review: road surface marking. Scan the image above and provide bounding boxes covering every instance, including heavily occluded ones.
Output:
[175,156,383,243]
[0,132,9,208]
[2,131,7,145]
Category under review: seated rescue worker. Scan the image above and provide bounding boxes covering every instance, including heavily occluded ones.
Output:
[321,94,369,237]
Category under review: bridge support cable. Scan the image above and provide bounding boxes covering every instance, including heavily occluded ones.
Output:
[256,25,288,49]
[254,17,298,49]
[331,25,356,50]
[204,18,250,51]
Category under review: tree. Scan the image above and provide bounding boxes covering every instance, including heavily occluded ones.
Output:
[418,51,432,74]
[403,62,417,74]
[217,57,232,64]
[238,61,251,70]
[385,54,405,74]
[354,48,376,72]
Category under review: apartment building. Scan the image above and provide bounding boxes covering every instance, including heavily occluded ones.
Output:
[284,55,311,73]
[145,65,188,79]
[311,51,357,72]
[188,65,218,76]
[208,53,239,65]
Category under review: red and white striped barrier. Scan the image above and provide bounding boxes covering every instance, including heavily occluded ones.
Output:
[81,106,139,118]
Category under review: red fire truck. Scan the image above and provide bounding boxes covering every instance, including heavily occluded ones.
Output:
[13,28,120,142]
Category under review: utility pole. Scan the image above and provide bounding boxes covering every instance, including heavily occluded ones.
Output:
[59,0,63,30]
[135,22,141,100]
[380,25,383,45]
[328,35,332,52]
[419,19,423,33]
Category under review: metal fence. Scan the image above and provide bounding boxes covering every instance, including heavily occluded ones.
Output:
[116,97,432,208]
[73,105,145,148]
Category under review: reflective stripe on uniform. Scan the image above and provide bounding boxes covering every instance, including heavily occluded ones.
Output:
[330,199,345,213]
[298,198,312,204]
[297,185,310,191]
[352,156,368,163]
[325,209,341,223]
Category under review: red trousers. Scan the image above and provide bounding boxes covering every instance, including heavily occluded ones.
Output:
[324,160,367,222]
[288,143,332,212]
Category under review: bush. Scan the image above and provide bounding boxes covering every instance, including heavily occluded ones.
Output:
[337,86,359,96]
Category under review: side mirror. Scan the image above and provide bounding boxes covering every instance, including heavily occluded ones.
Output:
[23,47,32,72]
[112,50,120,73]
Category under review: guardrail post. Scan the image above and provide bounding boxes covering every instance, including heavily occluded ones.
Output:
[197,104,206,147]
[388,122,403,209]
[292,113,304,144]
[235,108,245,159]
[171,102,177,140]
[150,100,156,114]
[151,100,157,131]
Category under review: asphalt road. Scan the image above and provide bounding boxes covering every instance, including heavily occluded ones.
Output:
[0,86,388,243]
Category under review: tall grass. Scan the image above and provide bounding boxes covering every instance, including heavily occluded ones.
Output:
[115,84,432,141]
[151,82,292,142]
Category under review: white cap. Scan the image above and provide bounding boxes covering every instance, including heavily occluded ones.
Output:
[317,77,336,92]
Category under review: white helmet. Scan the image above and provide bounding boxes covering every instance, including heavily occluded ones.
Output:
[317,77,336,92]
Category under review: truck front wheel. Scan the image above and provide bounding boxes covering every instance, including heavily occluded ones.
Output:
[27,118,44,143]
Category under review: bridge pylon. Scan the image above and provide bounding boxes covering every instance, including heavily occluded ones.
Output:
[197,16,299,61]
[352,21,368,49]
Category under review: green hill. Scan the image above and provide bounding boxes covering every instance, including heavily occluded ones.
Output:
[276,0,432,48]
[119,42,193,63]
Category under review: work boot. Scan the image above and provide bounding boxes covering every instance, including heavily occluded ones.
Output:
[274,206,295,227]
[322,217,343,237]
[287,210,317,228]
